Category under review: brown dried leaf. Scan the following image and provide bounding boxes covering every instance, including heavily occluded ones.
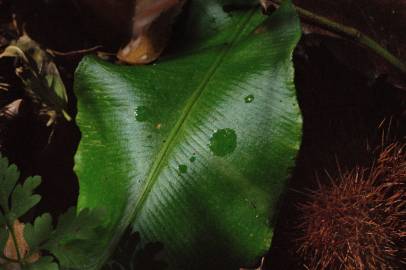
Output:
[4,220,29,261]
[0,99,22,119]
[3,220,40,268]
[78,0,186,64]
[117,0,187,64]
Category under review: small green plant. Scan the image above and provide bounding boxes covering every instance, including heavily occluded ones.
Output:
[0,34,71,126]
[0,154,105,270]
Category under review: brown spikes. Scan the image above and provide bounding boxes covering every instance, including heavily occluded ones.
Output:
[296,143,406,270]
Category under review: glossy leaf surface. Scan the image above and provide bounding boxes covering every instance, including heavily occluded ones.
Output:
[74,1,302,269]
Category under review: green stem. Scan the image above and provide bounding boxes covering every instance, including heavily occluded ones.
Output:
[6,220,23,265]
[269,0,406,74]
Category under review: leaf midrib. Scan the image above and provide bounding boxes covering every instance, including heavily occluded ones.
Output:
[129,8,258,224]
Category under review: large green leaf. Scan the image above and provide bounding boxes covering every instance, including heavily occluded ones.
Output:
[74,0,302,269]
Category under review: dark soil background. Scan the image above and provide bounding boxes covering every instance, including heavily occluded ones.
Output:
[0,0,405,269]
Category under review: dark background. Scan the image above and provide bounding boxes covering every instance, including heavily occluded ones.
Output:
[0,0,405,269]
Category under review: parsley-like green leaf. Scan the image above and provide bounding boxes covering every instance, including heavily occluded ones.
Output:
[26,256,59,270]
[51,208,102,242]
[10,176,41,220]
[0,226,7,252]
[44,208,105,269]
[0,155,20,213]
[1,154,106,270]
[24,213,53,250]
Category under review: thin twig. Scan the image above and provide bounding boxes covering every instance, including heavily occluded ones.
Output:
[47,45,102,57]
[267,0,406,74]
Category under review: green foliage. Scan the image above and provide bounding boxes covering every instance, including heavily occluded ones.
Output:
[0,35,71,125]
[43,208,105,269]
[24,214,53,250]
[0,157,19,214]
[27,257,59,270]
[10,176,41,221]
[74,0,302,269]
[0,228,7,253]
[0,154,104,270]
[102,228,139,270]
[0,155,41,224]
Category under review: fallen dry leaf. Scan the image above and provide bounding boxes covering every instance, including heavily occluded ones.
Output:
[79,0,187,64]
[4,220,29,261]
[0,99,22,119]
[118,0,187,64]
[2,220,40,270]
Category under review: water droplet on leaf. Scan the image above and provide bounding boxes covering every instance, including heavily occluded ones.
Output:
[135,106,151,122]
[244,95,254,103]
[178,164,188,174]
[209,128,237,157]
[190,156,196,163]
